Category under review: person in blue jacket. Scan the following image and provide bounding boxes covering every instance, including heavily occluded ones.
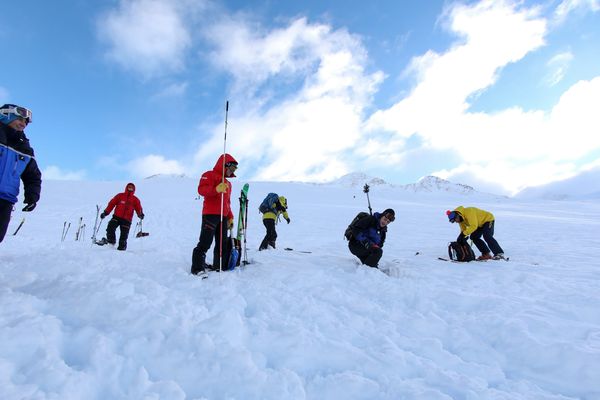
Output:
[0,104,42,243]
[347,209,395,268]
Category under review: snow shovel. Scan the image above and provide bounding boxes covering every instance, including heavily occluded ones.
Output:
[135,220,149,238]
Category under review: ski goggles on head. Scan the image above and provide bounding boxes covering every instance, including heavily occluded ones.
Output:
[0,105,32,122]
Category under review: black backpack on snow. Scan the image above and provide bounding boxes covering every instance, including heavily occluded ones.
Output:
[344,212,371,240]
[448,241,476,262]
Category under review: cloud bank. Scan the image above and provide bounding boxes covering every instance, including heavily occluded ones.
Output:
[96,0,600,195]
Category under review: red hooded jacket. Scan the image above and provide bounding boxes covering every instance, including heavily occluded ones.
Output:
[198,153,237,219]
[104,183,143,222]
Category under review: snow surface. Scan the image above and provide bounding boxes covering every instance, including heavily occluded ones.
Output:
[1,177,599,400]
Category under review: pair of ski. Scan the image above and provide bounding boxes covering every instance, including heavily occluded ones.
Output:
[437,256,510,263]
[197,183,250,280]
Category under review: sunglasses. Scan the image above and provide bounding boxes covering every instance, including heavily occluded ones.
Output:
[1,105,32,123]
[225,162,238,170]
[383,213,395,222]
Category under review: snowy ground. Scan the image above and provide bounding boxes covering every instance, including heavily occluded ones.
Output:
[1,177,599,400]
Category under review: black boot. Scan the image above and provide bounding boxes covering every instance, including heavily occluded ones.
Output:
[191,249,208,275]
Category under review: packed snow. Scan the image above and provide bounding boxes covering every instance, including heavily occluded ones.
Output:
[1,177,599,400]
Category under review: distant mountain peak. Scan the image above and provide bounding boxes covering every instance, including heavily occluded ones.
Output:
[144,173,188,180]
[399,176,475,194]
[328,172,388,187]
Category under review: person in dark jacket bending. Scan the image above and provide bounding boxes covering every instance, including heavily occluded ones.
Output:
[348,209,395,268]
[0,104,42,243]
[97,182,144,250]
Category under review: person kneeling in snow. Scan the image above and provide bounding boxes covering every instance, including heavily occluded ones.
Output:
[97,183,144,251]
[258,194,290,251]
[447,206,505,260]
[347,209,395,268]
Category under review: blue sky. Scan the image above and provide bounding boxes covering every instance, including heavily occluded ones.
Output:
[1,0,599,195]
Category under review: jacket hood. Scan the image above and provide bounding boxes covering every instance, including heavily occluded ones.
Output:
[124,182,136,194]
[453,206,465,215]
[212,153,238,177]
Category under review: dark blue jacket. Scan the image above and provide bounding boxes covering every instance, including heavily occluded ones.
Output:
[351,212,387,247]
[0,122,42,204]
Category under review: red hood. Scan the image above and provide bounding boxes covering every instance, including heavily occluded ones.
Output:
[124,182,136,194]
[212,153,238,177]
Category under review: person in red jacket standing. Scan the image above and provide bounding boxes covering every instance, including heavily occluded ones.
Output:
[191,153,238,275]
[97,182,144,250]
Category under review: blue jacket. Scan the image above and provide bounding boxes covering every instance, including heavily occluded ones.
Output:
[0,120,42,204]
[351,212,387,247]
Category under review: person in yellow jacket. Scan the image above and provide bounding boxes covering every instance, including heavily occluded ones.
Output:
[447,206,505,260]
[259,194,290,250]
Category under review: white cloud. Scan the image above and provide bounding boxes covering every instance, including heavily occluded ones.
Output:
[554,0,600,23]
[128,154,186,178]
[97,0,192,77]
[0,86,8,103]
[360,1,600,194]
[43,166,87,180]
[151,82,189,99]
[544,51,573,86]
[196,16,384,182]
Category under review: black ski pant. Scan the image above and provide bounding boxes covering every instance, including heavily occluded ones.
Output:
[106,216,131,250]
[259,218,277,250]
[348,239,383,268]
[468,221,504,256]
[192,214,230,271]
[0,199,13,243]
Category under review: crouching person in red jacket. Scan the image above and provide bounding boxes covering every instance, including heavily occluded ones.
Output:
[97,182,144,250]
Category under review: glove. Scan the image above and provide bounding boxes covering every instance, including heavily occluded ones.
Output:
[216,182,228,193]
[100,212,107,219]
[457,235,469,244]
[285,217,290,224]
[139,213,145,220]
[22,202,36,212]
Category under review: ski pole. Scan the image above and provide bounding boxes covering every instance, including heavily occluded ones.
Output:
[62,222,71,242]
[219,100,229,274]
[92,205,100,242]
[12,217,25,236]
[363,183,372,215]
[75,217,83,241]
[93,218,104,243]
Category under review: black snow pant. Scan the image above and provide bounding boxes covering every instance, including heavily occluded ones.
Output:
[259,218,277,250]
[0,199,13,243]
[106,216,131,250]
[192,214,230,273]
[348,239,383,268]
[468,221,504,256]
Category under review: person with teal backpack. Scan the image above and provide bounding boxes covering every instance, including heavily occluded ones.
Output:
[258,193,290,250]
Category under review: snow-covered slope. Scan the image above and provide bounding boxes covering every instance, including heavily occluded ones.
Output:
[1,178,599,399]
[516,166,600,200]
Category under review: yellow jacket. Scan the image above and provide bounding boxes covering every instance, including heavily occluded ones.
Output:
[453,206,495,236]
[263,196,290,222]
